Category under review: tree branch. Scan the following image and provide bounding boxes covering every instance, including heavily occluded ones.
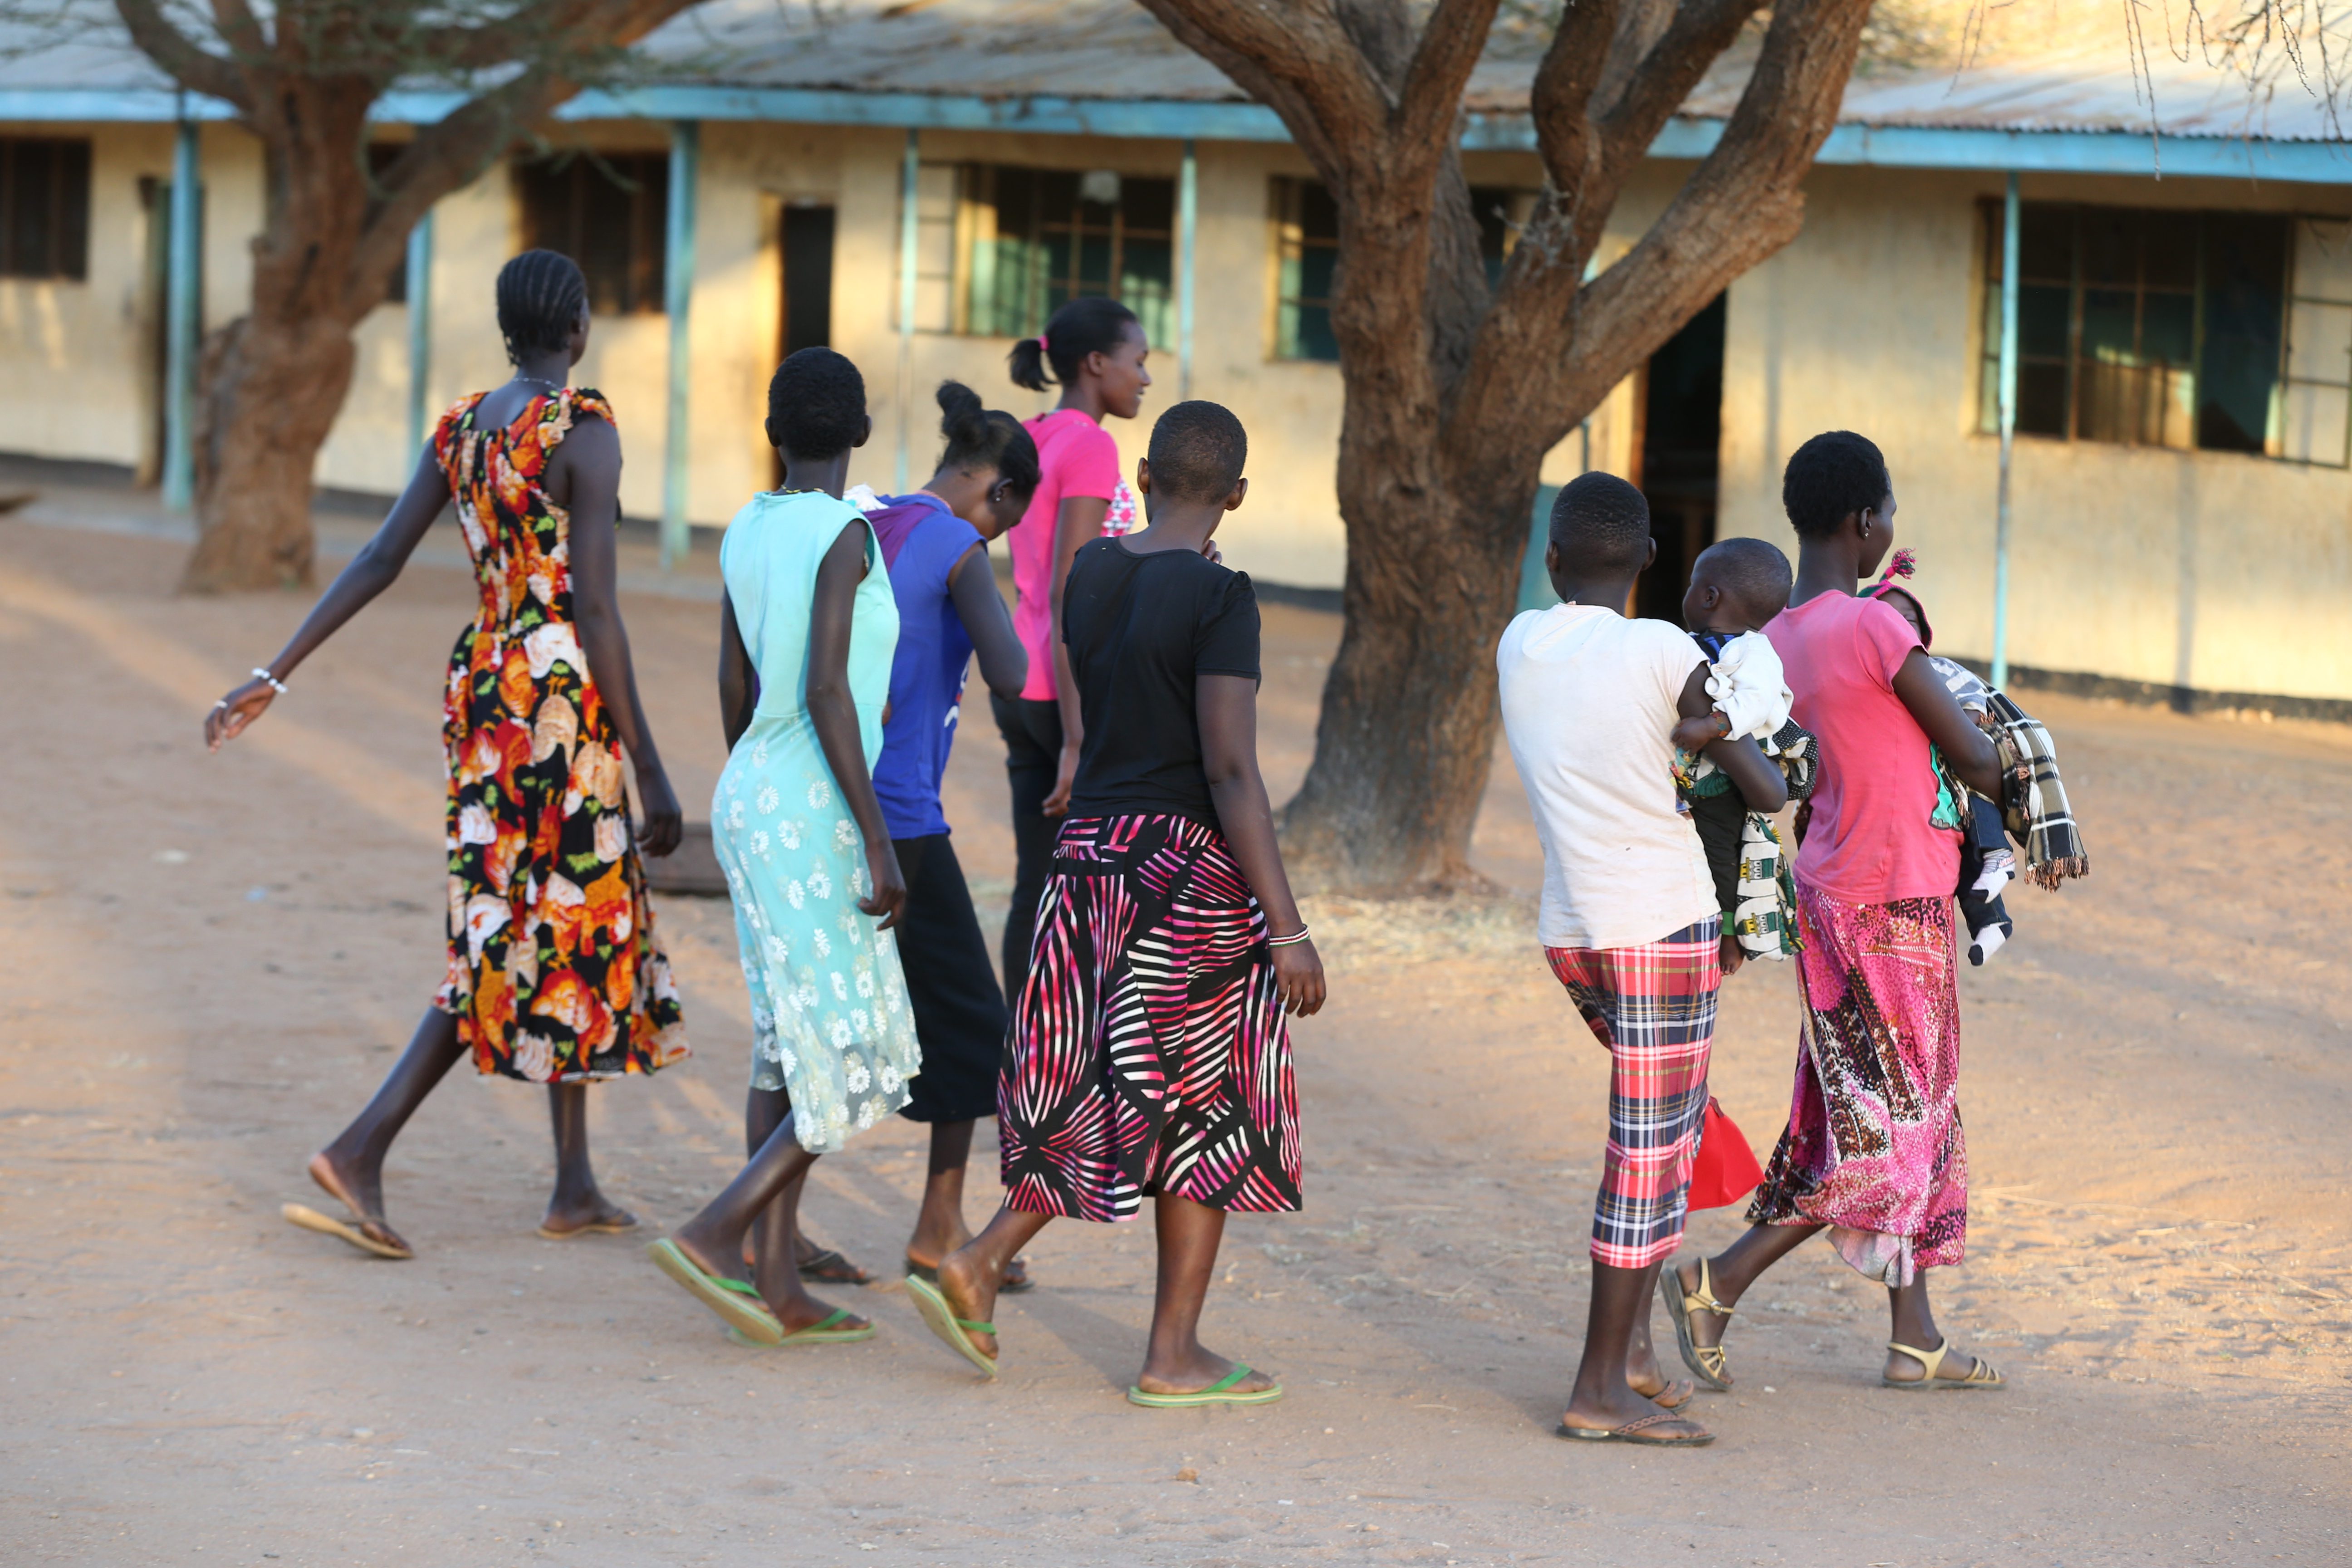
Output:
[1393,0,1508,160]
[1135,0,1397,186]
[113,0,248,107]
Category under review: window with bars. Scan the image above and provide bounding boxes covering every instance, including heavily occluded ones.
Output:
[0,137,91,280]
[920,165,1173,346]
[1270,178,1534,361]
[515,152,668,316]
[1976,201,2294,456]
[2281,218,2352,467]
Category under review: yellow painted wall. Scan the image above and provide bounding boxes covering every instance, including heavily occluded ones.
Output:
[1716,164,2352,703]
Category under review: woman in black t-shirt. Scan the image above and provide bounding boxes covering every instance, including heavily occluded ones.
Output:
[905,401,1326,1408]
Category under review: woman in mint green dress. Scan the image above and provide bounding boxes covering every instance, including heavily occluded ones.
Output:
[649,349,920,1346]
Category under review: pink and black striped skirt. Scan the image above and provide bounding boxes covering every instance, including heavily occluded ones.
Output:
[998,813,1302,1220]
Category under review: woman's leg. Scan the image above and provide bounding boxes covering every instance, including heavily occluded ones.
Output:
[1134,1192,1277,1396]
[908,1118,977,1262]
[1564,1259,1695,1431]
[1884,1272,1992,1382]
[935,1203,1054,1359]
[1672,1220,1827,1367]
[306,1007,469,1248]
[992,695,1060,997]
[671,1103,860,1335]
[540,1083,636,1235]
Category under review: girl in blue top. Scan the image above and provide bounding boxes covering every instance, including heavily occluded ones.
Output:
[864,383,1037,1288]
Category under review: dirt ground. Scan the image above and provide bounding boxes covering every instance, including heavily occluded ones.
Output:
[2,500,2349,1568]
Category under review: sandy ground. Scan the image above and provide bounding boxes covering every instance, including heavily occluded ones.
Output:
[2,499,2349,1568]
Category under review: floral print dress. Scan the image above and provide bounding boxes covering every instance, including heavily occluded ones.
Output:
[714,489,919,1154]
[430,388,690,1082]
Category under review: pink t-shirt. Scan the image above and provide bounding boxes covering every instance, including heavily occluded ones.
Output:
[1008,408,1122,701]
[1765,592,1959,905]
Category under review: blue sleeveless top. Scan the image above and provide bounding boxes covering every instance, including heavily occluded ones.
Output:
[868,492,985,841]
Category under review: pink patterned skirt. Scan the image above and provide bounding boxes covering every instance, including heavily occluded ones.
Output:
[1747,884,1968,1284]
[998,814,1301,1220]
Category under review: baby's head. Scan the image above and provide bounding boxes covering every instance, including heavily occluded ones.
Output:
[1861,548,1933,647]
[1682,537,1793,634]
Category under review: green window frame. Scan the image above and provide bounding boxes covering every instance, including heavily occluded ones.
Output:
[955,165,1174,347]
[1271,178,1535,362]
[1977,200,2291,456]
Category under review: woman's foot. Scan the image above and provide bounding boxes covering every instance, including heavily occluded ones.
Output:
[1884,1337,2004,1389]
[1133,1348,1278,1400]
[305,1149,413,1258]
[908,1243,1030,1293]
[1666,1257,1738,1389]
[1625,1367,1696,1411]
[933,1245,1004,1360]
[538,1190,637,1239]
[767,1288,871,1338]
[1558,1384,1711,1444]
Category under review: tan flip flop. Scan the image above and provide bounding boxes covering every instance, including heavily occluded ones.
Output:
[1556,1409,1714,1446]
[283,1202,412,1261]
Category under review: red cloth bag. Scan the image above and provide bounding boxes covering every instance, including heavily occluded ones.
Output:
[1687,1097,1764,1210]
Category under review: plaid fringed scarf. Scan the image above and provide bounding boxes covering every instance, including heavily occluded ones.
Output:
[1986,690,2087,888]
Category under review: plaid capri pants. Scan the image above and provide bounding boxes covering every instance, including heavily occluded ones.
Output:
[1545,919,1721,1269]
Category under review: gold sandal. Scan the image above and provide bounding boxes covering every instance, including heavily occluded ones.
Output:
[1884,1337,2005,1392]
[1659,1258,1736,1392]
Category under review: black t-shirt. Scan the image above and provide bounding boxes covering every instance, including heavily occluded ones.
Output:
[1061,537,1261,828]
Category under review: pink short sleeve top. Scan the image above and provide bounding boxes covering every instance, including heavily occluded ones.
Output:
[1007,408,1122,702]
[1764,592,1960,905]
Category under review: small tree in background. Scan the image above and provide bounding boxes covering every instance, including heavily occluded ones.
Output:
[66,2,711,592]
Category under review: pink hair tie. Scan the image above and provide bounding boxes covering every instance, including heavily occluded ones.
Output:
[1036,333,1050,353]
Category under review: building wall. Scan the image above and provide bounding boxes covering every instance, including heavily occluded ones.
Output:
[1717,164,2352,705]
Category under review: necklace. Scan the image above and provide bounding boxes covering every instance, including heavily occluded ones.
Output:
[511,374,566,394]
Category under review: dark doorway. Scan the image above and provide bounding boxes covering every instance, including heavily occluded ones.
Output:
[775,203,835,487]
[1633,292,1725,621]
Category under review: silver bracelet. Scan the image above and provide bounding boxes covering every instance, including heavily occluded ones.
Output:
[1266,924,1312,948]
[252,666,288,695]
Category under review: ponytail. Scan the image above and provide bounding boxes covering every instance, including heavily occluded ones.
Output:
[934,379,1042,501]
[1007,296,1140,392]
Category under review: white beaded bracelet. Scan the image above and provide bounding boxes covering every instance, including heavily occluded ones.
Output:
[1266,925,1312,948]
[252,666,289,695]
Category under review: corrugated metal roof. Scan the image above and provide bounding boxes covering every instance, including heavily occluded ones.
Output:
[0,0,2339,145]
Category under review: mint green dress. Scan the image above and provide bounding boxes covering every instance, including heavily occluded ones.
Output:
[714,490,920,1154]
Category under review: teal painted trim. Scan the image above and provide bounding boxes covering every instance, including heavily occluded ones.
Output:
[161,114,199,514]
[405,209,433,460]
[10,83,2348,183]
[1991,172,2019,689]
[1518,485,1563,615]
[1178,138,1197,402]
[896,127,919,494]
[661,120,699,568]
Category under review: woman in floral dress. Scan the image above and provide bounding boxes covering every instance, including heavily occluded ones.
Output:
[647,348,919,1347]
[206,251,688,1261]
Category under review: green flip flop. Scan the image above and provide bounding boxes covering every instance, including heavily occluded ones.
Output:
[725,1307,877,1348]
[904,1272,998,1380]
[1127,1365,1283,1408]
[647,1238,784,1345]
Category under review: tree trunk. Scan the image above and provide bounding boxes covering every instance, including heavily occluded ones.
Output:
[178,314,359,592]
[1282,412,1539,893]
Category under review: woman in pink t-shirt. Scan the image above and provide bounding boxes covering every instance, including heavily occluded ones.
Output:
[995,296,1152,994]
[1661,431,2013,1397]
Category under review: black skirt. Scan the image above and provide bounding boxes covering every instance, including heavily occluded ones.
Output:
[893,834,1009,1123]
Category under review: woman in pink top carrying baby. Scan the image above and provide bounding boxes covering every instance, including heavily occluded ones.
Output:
[1660,431,2013,1397]
[994,297,1152,997]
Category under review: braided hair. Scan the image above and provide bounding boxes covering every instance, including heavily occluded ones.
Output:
[935,380,1040,500]
[496,250,588,363]
[1008,296,1140,392]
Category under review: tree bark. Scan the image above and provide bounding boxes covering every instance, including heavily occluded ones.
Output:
[107,0,707,593]
[1143,0,1873,893]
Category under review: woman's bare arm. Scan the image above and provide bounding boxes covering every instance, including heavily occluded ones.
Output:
[948,542,1028,700]
[202,442,450,749]
[1678,663,1788,813]
[557,415,680,857]
[1042,493,1110,814]
[1892,651,2001,798]
[1199,672,1325,1018]
[807,519,906,930]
